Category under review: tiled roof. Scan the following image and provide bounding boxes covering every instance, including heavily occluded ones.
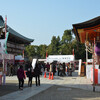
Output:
[0,15,34,43]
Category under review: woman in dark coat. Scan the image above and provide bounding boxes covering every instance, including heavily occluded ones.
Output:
[34,61,41,86]
[17,65,25,90]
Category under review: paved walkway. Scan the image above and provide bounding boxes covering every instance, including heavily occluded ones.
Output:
[27,85,100,100]
[0,71,100,100]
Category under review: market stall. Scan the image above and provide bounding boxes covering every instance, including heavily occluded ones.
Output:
[0,54,14,85]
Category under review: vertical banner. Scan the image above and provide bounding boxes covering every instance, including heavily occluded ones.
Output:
[0,39,6,53]
[98,69,100,84]
[78,59,82,75]
[0,32,9,54]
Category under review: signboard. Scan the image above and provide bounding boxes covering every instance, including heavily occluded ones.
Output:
[46,55,74,63]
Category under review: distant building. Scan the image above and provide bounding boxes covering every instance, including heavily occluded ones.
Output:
[0,15,34,55]
[0,15,34,75]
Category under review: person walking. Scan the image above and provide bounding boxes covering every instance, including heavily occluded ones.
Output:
[27,67,33,87]
[17,65,25,90]
[57,63,60,76]
[50,63,53,73]
[52,62,56,76]
[34,61,41,86]
[62,63,66,76]
[59,63,63,76]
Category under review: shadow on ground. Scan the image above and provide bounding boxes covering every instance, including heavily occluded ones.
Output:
[26,85,100,100]
[0,83,28,96]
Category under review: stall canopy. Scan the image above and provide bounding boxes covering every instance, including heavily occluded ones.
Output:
[15,55,24,63]
[72,16,100,43]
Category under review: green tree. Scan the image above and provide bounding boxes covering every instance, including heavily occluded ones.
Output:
[25,45,36,57]
[25,29,92,62]
[59,29,73,55]
[48,36,60,55]
[61,29,72,44]
[39,44,47,58]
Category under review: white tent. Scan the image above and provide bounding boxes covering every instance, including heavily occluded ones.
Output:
[46,55,75,63]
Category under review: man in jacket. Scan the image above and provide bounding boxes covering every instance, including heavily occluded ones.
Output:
[34,61,41,86]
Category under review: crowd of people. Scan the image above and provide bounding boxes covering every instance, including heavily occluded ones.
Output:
[17,60,41,90]
[16,59,74,90]
[42,62,74,77]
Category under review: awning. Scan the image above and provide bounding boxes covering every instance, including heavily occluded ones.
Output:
[72,16,100,43]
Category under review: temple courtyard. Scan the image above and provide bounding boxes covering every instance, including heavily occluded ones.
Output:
[0,71,100,100]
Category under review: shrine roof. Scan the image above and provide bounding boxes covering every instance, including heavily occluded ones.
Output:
[0,15,34,44]
[72,16,100,43]
[73,16,100,29]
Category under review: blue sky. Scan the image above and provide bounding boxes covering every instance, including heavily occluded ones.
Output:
[0,0,100,45]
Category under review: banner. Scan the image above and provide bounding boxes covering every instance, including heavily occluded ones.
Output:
[78,59,82,75]
[0,32,9,54]
[0,39,6,54]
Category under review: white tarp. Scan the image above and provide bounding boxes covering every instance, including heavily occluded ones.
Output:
[32,59,37,69]
[86,65,93,79]
[86,65,99,79]
[87,59,93,63]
